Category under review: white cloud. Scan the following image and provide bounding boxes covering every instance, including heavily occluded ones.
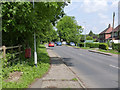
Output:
[80,0,108,13]
[111,0,119,8]
[98,13,108,19]
[64,2,79,14]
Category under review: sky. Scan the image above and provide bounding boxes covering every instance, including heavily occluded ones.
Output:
[64,0,119,34]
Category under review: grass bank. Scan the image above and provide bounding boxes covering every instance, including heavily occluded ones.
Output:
[2,44,50,88]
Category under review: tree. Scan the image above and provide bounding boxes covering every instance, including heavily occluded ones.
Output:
[86,36,93,40]
[88,30,94,36]
[2,2,67,46]
[56,16,83,43]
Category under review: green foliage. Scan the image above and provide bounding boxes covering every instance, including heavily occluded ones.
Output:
[88,30,94,36]
[56,16,83,43]
[86,36,93,40]
[2,44,50,88]
[112,43,120,52]
[2,2,66,45]
[78,43,84,47]
[2,53,17,68]
[79,43,99,48]
[72,78,78,81]
[79,42,108,50]
[99,43,108,50]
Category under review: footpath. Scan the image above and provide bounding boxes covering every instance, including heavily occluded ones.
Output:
[29,46,83,88]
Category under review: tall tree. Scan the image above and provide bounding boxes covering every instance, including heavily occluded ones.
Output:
[88,30,94,36]
[56,16,83,43]
[2,2,66,46]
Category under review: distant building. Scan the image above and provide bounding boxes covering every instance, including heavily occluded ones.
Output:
[110,25,120,40]
[99,24,120,43]
[99,24,113,43]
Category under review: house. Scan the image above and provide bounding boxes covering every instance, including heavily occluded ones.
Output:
[99,24,113,43]
[99,24,120,43]
[110,25,120,40]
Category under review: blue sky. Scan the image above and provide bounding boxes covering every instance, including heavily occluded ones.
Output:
[64,0,119,34]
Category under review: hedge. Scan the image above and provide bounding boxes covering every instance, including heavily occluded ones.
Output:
[78,43,108,50]
[79,43,99,48]
[99,43,108,50]
[112,43,120,52]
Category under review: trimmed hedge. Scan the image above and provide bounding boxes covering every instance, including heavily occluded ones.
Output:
[99,43,108,50]
[78,43,108,50]
[112,43,120,52]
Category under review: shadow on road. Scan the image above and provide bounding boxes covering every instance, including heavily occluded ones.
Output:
[50,57,74,67]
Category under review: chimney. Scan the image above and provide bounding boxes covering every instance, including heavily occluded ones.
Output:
[108,24,111,28]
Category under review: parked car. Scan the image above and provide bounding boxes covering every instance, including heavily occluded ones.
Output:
[55,41,58,44]
[70,42,75,46]
[62,41,67,45]
[56,42,62,46]
[48,42,54,47]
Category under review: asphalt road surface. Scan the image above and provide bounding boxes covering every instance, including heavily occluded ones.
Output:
[51,45,119,88]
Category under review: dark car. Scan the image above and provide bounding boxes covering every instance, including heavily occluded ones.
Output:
[56,42,62,46]
[48,42,54,47]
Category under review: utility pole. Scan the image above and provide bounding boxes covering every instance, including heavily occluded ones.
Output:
[112,12,115,44]
[83,22,86,47]
[33,0,37,67]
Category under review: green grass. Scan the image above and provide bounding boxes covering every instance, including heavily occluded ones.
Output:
[71,78,78,81]
[80,46,120,55]
[98,49,120,55]
[67,45,120,55]
[2,44,50,88]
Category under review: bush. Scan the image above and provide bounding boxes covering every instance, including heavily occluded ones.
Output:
[79,43,99,48]
[78,42,109,50]
[99,43,108,50]
[78,43,84,47]
[112,43,120,52]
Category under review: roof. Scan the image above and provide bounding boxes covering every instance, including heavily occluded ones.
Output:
[99,24,113,35]
[99,27,113,34]
[113,24,120,32]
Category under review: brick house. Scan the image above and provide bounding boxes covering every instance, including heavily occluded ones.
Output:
[110,25,120,40]
[99,24,113,43]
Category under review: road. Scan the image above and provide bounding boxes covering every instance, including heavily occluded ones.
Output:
[51,45,118,88]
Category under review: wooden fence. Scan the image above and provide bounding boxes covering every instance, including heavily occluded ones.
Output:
[0,45,23,62]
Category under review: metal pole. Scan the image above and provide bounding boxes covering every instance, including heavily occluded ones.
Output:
[112,12,115,43]
[83,22,86,47]
[33,0,37,67]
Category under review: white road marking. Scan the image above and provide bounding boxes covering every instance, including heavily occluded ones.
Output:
[109,64,120,69]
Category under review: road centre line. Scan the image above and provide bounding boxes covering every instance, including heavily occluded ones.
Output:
[109,64,120,69]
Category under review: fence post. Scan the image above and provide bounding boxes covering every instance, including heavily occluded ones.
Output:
[19,45,21,64]
[19,45,21,56]
[2,46,6,59]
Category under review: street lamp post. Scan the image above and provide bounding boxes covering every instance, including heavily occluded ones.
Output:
[33,0,37,67]
[112,12,115,44]
[83,22,86,47]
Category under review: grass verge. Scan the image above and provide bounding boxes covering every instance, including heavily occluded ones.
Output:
[2,44,50,88]
[67,45,120,55]
[97,49,120,55]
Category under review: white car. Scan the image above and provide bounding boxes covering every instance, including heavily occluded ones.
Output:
[62,41,67,45]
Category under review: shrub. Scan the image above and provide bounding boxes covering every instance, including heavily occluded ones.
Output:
[99,43,108,50]
[78,43,84,47]
[112,43,120,52]
[79,43,99,48]
[79,42,109,50]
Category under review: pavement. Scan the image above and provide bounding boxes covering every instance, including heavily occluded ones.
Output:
[29,45,83,88]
